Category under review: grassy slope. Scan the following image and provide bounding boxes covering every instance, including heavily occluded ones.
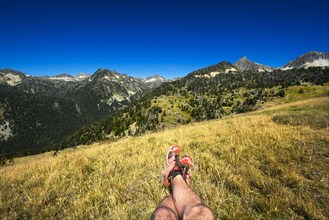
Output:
[1,96,329,219]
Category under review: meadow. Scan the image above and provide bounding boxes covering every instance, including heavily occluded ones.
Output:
[1,96,328,219]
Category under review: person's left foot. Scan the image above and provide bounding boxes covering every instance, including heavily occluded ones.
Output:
[164,145,181,187]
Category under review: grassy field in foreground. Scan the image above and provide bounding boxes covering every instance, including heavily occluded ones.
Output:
[1,96,329,219]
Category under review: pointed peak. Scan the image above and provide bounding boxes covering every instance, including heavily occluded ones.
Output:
[238,56,250,62]
[218,61,233,66]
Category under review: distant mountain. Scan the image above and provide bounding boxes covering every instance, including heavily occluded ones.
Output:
[144,75,167,88]
[234,56,275,72]
[281,51,329,70]
[47,73,90,82]
[2,50,329,158]
[56,60,329,152]
[0,68,152,157]
[188,61,238,78]
[82,68,147,103]
[0,68,27,86]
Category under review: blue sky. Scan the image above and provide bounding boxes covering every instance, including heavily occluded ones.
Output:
[1,0,328,78]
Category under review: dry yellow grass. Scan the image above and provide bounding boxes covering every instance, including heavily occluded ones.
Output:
[1,97,328,219]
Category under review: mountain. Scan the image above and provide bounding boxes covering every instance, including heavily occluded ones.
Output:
[80,68,148,105]
[0,68,27,86]
[281,51,329,70]
[144,75,167,88]
[234,56,275,72]
[0,68,152,157]
[55,60,329,151]
[1,51,329,158]
[188,61,238,78]
[47,73,90,82]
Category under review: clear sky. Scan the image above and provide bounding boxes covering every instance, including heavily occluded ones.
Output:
[1,0,328,78]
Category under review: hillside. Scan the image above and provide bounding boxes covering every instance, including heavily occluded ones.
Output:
[55,66,329,151]
[1,52,328,158]
[0,68,154,157]
[1,96,328,219]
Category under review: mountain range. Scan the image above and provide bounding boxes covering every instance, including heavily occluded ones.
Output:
[0,51,328,158]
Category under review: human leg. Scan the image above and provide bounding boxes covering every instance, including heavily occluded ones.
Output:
[171,174,215,219]
[156,145,215,219]
[152,195,179,220]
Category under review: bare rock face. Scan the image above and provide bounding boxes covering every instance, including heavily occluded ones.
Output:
[281,51,329,70]
[234,56,275,72]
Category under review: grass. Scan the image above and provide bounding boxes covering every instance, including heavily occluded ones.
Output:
[272,100,329,129]
[264,83,329,107]
[1,96,329,219]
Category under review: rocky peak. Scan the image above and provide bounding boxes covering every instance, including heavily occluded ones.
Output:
[90,69,121,81]
[281,51,329,70]
[240,56,249,61]
[189,61,238,78]
[144,74,167,88]
[55,73,72,78]
[234,56,274,72]
[0,68,27,86]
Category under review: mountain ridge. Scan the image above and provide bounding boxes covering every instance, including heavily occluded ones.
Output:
[234,56,275,72]
[281,51,329,70]
[1,50,329,157]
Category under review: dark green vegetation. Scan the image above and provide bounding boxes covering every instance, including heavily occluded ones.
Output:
[1,62,328,160]
[0,69,148,159]
[57,64,329,150]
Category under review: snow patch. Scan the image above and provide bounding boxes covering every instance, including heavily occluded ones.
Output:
[50,76,75,82]
[4,74,22,86]
[0,120,13,141]
[224,68,238,73]
[145,78,158,83]
[102,94,126,106]
[195,68,237,78]
[209,71,220,77]
[194,75,204,78]
[281,58,329,70]
[281,66,293,71]
[302,59,329,68]
[49,73,90,82]
[103,76,118,82]
[112,94,124,102]
[76,73,90,80]
[127,90,136,95]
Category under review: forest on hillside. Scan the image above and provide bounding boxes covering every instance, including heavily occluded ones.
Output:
[54,67,329,152]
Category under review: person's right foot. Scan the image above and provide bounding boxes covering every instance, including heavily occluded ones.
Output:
[180,155,193,186]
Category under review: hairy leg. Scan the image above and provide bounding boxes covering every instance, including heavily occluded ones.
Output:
[172,175,215,220]
[152,195,179,220]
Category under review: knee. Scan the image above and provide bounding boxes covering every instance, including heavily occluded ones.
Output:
[186,205,215,220]
[152,206,178,220]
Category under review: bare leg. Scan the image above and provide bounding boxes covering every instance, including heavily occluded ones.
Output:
[172,175,215,220]
[152,195,179,220]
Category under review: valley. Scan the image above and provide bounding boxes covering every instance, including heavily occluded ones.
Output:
[0,96,328,219]
[0,51,328,159]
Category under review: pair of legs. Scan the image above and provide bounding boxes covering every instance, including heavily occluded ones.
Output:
[152,175,215,220]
